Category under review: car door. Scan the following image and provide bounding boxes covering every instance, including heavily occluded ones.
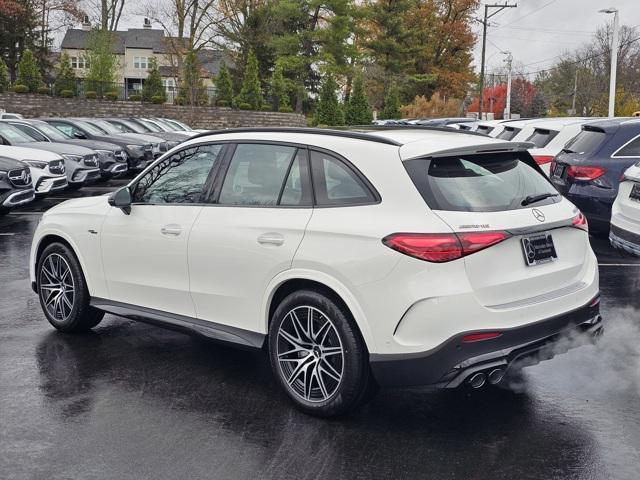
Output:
[189,142,313,333]
[101,143,225,317]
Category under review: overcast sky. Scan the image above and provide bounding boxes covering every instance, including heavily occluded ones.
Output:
[472,0,640,76]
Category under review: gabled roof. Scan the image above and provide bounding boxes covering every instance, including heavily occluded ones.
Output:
[61,28,170,54]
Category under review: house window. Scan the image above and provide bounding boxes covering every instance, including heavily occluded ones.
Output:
[134,56,150,69]
[69,56,89,69]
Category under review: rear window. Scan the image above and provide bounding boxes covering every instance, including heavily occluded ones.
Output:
[404,152,559,212]
[496,127,521,141]
[565,129,606,154]
[526,128,559,148]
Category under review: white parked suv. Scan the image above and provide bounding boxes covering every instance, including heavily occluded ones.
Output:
[0,145,68,195]
[610,162,640,256]
[29,127,603,416]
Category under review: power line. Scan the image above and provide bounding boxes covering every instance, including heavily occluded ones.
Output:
[486,34,640,78]
[494,0,557,30]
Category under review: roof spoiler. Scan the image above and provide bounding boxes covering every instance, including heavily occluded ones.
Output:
[409,141,535,160]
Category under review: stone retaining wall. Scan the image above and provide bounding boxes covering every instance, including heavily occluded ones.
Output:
[0,93,306,129]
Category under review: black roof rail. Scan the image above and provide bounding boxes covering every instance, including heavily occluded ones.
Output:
[186,127,403,146]
[343,124,491,138]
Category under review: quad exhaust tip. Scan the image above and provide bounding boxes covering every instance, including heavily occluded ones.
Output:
[468,372,486,388]
[488,368,505,385]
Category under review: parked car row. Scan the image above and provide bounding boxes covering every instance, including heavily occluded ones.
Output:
[0,117,196,215]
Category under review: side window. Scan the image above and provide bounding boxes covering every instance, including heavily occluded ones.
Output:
[51,122,74,137]
[310,150,376,206]
[614,136,640,157]
[14,124,46,142]
[218,144,304,206]
[133,144,223,204]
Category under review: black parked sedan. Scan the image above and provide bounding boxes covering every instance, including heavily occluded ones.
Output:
[551,118,640,233]
[0,156,35,214]
[41,118,154,171]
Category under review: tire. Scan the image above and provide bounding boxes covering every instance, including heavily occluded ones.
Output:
[37,242,104,332]
[268,289,375,417]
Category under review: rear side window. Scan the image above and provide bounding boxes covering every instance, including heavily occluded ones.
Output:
[404,152,558,212]
[477,125,494,135]
[613,135,640,158]
[310,150,377,206]
[526,128,559,148]
[497,127,520,140]
[565,129,606,154]
[218,144,309,206]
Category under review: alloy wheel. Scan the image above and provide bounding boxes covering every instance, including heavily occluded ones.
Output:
[276,306,344,403]
[39,253,75,321]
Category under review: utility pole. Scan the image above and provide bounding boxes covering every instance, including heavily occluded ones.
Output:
[599,7,619,117]
[503,51,513,119]
[478,2,517,120]
[571,68,578,115]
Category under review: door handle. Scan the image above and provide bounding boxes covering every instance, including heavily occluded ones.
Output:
[160,224,182,236]
[257,232,284,246]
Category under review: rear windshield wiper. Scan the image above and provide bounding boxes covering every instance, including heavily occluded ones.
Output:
[561,148,575,154]
[521,192,560,206]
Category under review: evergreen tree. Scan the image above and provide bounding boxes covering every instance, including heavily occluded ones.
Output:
[345,73,372,125]
[85,29,119,97]
[53,53,77,96]
[142,58,166,102]
[269,60,289,110]
[214,62,233,106]
[314,72,344,126]
[179,50,208,106]
[381,81,401,119]
[0,58,9,93]
[529,90,547,117]
[235,50,263,109]
[16,49,42,92]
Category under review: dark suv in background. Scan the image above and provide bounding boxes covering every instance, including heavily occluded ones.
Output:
[551,118,640,233]
[0,156,35,214]
[42,118,154,171]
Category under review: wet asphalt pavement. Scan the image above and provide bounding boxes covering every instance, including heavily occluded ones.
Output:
[1,179,640,480]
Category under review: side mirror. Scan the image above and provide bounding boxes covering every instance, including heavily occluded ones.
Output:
[108,187,132,215]
[73,131,86,139]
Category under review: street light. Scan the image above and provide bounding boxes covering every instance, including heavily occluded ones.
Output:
[599,7,619,117]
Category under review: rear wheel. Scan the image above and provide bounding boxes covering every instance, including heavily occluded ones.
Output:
[37,243,104,332]
[268,289,375,417]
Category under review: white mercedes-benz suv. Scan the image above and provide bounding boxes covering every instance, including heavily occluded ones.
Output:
[29,127,602,417]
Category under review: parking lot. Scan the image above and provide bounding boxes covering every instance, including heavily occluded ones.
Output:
[0,177,639,480]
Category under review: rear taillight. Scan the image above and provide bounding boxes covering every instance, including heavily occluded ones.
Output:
[532,155,554,165]
[566,165,606,181]
[382,231,510,263]
[571,212,588,232]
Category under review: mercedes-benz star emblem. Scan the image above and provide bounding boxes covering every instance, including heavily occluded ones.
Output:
[532,208,545,222]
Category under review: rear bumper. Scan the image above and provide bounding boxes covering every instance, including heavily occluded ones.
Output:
[610,225,640,257]
[369,296,602,387]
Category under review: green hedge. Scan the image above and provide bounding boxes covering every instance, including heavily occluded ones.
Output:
[238,102,251,110]
[105,91,119,101]
[14,84,29,94]
[129,94,142,102]
[85,91,97,99]
[151,95,165,104]
[60,90,74,98]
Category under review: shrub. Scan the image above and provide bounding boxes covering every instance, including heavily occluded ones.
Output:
[279,106,294,113]
[214,62,233,106]
[37,86,50,95]
[60,90,74,98]
[129,94,142,102]
[14,85,29,94]
[234,50,262,110]
[261,104,272,111]
[238,102,251,110]
[0,59,9,93]
[175,96,185,105]
[54,53,77,97]
[216,99,229,107]
[142,58,166,103]
[151,95,165,104]
[105,91,119,101]
[16,49,42,93]
[85,91,97,99]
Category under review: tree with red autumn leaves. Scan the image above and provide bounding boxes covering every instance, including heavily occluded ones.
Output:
[468,77,546,119]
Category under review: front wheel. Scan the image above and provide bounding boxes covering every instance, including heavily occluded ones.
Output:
[37,242,104,332]
[268,289,375,417]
